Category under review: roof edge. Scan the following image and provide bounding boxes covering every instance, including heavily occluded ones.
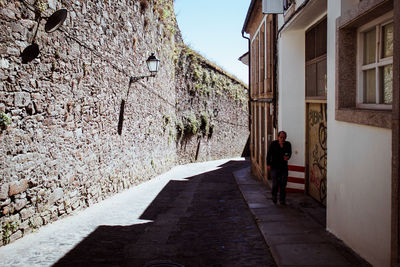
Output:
[242,0,257,34]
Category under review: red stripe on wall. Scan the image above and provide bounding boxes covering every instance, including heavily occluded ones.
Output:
[288,177,305,184]
[288,165,305,172]
[286,188,304,193]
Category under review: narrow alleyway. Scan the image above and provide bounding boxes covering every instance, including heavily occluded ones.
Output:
[0,159,276,267]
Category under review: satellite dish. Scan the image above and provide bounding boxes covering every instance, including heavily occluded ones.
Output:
[45,9,67,33]
[21,43,40,63]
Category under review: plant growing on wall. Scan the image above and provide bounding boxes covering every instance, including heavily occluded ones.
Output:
[0,112,11,131]
[35,0,48,13]
[2,221,19,244]
[184,113,200,135]
[200,112,209,136]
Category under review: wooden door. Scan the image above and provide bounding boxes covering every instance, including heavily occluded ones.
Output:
[306,103,327,205]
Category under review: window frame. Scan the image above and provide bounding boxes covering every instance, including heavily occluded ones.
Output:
[305,17,327,99]
[357,11,393,110]
[283,0,296,21]
[283,0,294,11]
[335,0,393,129]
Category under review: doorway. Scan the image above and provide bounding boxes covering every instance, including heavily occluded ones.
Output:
[305,17,327,205]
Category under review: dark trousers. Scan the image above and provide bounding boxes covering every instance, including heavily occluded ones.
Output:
[271,168,288,202]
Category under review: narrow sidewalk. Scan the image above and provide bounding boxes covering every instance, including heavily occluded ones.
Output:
[234,167,371,267]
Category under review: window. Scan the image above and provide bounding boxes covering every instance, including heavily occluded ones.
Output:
[336,0,393,129]
[306,18,327,98]
[358,12,393,109]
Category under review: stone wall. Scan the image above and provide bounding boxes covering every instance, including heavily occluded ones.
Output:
[0,0,249,246]
[174,46,249,163]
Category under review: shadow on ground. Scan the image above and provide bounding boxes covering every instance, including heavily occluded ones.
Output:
[53,160,276,267]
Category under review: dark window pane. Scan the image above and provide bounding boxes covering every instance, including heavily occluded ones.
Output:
[306,64,317,97]
[363,28,376,65]
[316,58,327,96]
[316,19,327,57]
[364,69,376,103]
[306,28,315,61]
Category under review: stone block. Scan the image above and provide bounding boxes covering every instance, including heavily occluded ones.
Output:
[9,180,28,196]
[48,0,57,10]
[14,198,27,211]
[33,216,43,227]
[19,219,30,230]
[6,47,19,56]
[14,92,31,107]
[0,183,9,200]
[20,207,35,220]
[2,206,10,215]
[47,188,63,206]
[0,58,9,69]
[1,198,11,207]
[9,230,22,243]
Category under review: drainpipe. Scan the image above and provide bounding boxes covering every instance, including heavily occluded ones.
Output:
[392,1,400,265]
[242,31,251,131]
[273,14,278,130]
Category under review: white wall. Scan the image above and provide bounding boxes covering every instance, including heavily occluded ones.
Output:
[278,30,305,167]
[326,1,392,266]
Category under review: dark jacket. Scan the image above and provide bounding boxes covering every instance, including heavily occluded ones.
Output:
[267,140,292,170]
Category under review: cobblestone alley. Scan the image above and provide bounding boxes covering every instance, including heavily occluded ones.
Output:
[0,159,276,267]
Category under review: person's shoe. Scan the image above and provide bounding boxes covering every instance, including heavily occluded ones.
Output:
[280,200,286,205]
[272,197,277,204]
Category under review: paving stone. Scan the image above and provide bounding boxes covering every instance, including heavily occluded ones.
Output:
[271,243,352,266]
[234,166,371,267]
[0,159,276,267]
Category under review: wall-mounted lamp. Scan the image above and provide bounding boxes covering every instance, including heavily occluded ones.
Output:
[146,53,160,76]
[129,53,160,83]
[118,53,160,135]
[21,9,68,63]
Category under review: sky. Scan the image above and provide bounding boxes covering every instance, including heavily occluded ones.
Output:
[173,0,250,85]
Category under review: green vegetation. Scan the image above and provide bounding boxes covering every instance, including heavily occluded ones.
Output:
[28,219,38,232]
[176,45,248,105]
[200,112,209,136]
[176,121,184,139]
[2,221,19,244]
[0,112,11,130]
[35,0,48,12]
[184,112,200,135]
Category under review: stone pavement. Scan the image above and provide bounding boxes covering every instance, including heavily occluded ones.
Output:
[0,158,372,267]
[0,158,275,267]
[234,167,371,267]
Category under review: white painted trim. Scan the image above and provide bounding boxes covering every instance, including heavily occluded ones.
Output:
[258,104,262,158]
[250,16,268,43]
[287,182,305,190]
[357,11,393,107]
[264,103,268,162]
[288,170,305,178]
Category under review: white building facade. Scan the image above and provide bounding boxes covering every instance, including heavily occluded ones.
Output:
[278,1,396,265]
[244,0,399,266]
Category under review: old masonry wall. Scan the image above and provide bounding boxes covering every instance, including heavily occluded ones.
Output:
[0,0,249,246]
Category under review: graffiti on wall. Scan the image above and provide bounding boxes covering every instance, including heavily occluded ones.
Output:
[308,103,327,205]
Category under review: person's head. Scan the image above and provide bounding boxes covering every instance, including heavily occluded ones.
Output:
[278,131,287,144]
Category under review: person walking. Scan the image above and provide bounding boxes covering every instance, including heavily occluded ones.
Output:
[267,131,292,205]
